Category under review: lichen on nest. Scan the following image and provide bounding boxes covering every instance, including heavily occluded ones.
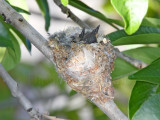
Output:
[48,26,116,103]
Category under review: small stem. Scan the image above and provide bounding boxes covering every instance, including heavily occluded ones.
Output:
[114,48,148,69]
[0,64,40,120]
[53,0,90,29]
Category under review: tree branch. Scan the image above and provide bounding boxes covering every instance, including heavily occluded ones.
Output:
[0,64,65,120]
[53,0,90,29]
[92,99,129,120]
[114,48,148,69]
[0,64,40,120]
[0,0,129,120]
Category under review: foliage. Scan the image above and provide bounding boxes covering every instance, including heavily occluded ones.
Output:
[1,0,160,120]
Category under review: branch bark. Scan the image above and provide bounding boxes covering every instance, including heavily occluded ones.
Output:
[53,0,90,29]
[0,64,40,120]
[0,64,65,120]
[0,0,130,120]
[114,48,148,69]
[53,0,120,30]
[92,100,128,120]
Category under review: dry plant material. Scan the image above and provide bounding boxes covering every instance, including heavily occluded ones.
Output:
[48,26,116,103]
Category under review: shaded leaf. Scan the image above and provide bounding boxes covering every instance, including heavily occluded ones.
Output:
[69,90,77,96]
[142,17,160,28]
[69,0,123,27]
[129,58,160,84]
[0,36,13,48]
[11,5,30,15]
[112,47,160,80]
[0,20,14,50]
[132,93,160,120]
[36,0,50,31]
[10,27,32,53]
[111,0,148,34]
[1,35,21,71]
[129,81,158,119]
[108,26,160,46]
[0,16,31,54]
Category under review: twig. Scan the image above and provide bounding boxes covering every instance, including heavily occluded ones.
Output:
[42,114,66,120]
[0,64,40,120]
[0,64,66,120]
[54,0,119,30]
[53,0,90,29]
[114,48,148,69]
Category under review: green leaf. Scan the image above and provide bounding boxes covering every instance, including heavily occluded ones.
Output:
[132,93,160,120]
[0,36,14,49]
[142,17,160,28]
[129,81,158,119]
[10,27,32,53]
[0,15,31,53]
[129,58,160,84]
[0,21,14,50]
[1,34,21,71]
[11,6,30,15]
[69,90,77,96]
[36,0,50,31]
[111,0,148,34]
[61,0,68,6]
[111,47,160,80]
[107,26,160,46]
[69,0,123,27]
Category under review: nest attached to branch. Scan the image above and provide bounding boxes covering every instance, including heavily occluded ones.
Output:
[48,26,116,103]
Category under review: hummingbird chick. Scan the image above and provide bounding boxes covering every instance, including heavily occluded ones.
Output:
[79,25,100,44]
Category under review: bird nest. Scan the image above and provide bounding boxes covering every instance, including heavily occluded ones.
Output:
[48,26,116,103]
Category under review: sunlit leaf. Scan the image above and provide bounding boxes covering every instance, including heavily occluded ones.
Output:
[61,0,68,6]
[111,0,148,34]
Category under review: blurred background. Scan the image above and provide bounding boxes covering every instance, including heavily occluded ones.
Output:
[1,0,160,120]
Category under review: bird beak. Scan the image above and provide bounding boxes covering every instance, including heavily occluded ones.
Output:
[79,28,85,38]
[92,25,100,37]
